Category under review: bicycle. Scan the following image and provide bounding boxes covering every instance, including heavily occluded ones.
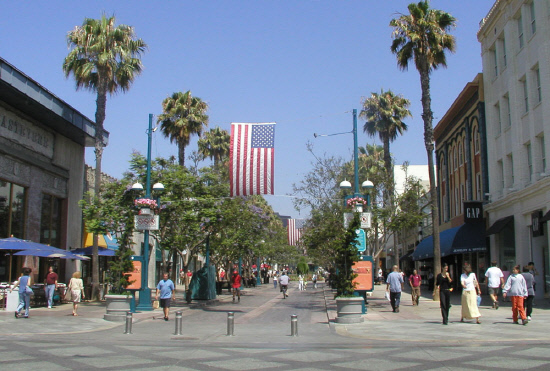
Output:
[281,284,288,299]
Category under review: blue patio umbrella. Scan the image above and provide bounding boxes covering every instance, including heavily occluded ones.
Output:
[0,237,70,281]
[13,249,89,260]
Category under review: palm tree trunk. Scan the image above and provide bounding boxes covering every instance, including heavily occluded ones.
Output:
[178,142,186,167]
[91,87,107,301]
[419,66,441,299]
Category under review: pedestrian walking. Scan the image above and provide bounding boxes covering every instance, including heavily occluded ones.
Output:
[409,269,422,306]
[484,261,504,309]
[527,261,538,305]
[298,275,304,291]
[503,265,529,325]
[460,264,481,324]
[155,273,175,321]
[44,266,58,308]
[11,267,33,318]
[521,267,535,321]
[436,264,453,325]
[386,265,404,313]
[501,265,510,301]
[230,270,242,303]
[312,273,317,289]
[273,274,278,289]
[67,271,85,316]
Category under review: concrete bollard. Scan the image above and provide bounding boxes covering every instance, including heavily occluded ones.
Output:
[124,311,133,334]
[227,312,234,336]
[291,314,298,337]
[174,311,183,335]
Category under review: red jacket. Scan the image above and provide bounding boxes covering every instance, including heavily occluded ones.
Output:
[231,273,242,288]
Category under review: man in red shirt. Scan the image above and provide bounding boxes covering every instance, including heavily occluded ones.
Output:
[231,270,242,303]
[44,266,58,308]
[409,269,422,306]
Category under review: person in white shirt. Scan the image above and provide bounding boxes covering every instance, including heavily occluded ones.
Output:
[460,264,481,324]
[485,261,504,309]
[279,272,290,298]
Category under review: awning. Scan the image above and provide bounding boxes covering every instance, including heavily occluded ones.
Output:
[399,251,414,262]
[541,210,550,222]
[412,224,486,261]
[84,232,118,250]
[71,246,116,256]
[486,216,514,235]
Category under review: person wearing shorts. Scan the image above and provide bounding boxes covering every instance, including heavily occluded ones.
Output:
[485,261,504,309]
[156,273,175,321]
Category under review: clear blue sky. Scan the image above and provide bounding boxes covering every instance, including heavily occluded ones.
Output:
[1,1,493,219]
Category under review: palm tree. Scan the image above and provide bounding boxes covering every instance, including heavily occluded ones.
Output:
[63,14,146,300]
[390,0,456,279]
[197,127,230,166]
[360,89,411,173]
[157,91,209,167]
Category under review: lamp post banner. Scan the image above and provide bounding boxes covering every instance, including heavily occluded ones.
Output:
[360,212,371,228]
[134,215,159,230]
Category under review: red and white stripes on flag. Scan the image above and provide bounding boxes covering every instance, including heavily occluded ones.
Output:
[229,123,275,197]
[288,219,305,246]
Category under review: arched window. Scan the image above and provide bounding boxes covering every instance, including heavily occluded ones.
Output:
[453,146,458,170]
[458,139,463,166]
[474,130,480,154]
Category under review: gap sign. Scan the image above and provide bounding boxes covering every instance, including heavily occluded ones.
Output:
[353,229,366,252]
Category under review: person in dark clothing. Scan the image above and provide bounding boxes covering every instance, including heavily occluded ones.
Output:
[522,266,535,320]
[436,264,453,325]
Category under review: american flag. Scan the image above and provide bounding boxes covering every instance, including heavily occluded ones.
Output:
[230,123,275,197]
[288,219,305,246]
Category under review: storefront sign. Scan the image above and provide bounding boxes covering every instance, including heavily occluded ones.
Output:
[0,106,54,158]
[464,201,483,224]
[532,210,544,237]
[134,215,159,230]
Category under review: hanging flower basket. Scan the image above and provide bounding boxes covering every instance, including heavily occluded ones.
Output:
[134,198,158,211]
[346,197,366,209]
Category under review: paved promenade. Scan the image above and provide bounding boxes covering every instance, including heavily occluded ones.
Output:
[1,282,550,370]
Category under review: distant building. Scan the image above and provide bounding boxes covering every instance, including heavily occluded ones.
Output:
[478,0,550,298]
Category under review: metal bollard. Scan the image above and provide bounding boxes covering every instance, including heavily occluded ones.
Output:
[174,311,183,335]
[227,312,234,336]
[290,314,298,337]
[124,311,133,334]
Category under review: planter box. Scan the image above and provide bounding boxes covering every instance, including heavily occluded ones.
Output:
[104,294,132,322]
[335,297,365,324]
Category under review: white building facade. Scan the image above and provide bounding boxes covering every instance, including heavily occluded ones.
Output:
[478,0,550,298]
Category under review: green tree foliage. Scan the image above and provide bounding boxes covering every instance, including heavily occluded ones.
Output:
[64,14,146,300]
[390,0,456,276]
[198,127,230,166]
[333,213,361,297]
[296,257,309,275]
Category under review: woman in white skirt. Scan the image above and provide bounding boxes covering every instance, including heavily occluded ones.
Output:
[67,271,85,316]
[460,264,481,324]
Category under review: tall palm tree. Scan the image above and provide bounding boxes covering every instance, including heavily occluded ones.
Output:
[63,14,146,300]
[157,91,209,167]
[390,0,456,278]
[360,89,411,173]
[197,126,230,166]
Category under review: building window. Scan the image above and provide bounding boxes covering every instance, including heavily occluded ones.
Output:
[508,154,514,187]
[518,13,524,49]
[460,184,465,214]
[458,140,463,166]
[521,77,529,113]
[539,135,546,173]
[453,147,458,170]
[505,94,511,127]
[495,102,502,135]
[530,1,536,35]
[40,194,62,248]
[526,143,532,182]
[498,160,504,190]
[502,36,507,67]
[474,130,480,154]
[476,173,482,200]
[535,67,542,103]
[492,47,498,76]
[454,188,459,217]
[0,180,26,239]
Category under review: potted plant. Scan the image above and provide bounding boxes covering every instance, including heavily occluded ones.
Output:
[334,213,364,323]
[134,198,158,215]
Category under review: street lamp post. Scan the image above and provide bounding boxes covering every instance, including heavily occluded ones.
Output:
[132,114,164,311]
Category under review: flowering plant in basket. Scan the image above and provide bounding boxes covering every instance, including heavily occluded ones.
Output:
[346,197,366,209]
[134,198,158,209]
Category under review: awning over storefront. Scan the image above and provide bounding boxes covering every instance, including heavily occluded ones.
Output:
[485,215,514,235]
[412,224,486,261]
[84,232,118,250]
